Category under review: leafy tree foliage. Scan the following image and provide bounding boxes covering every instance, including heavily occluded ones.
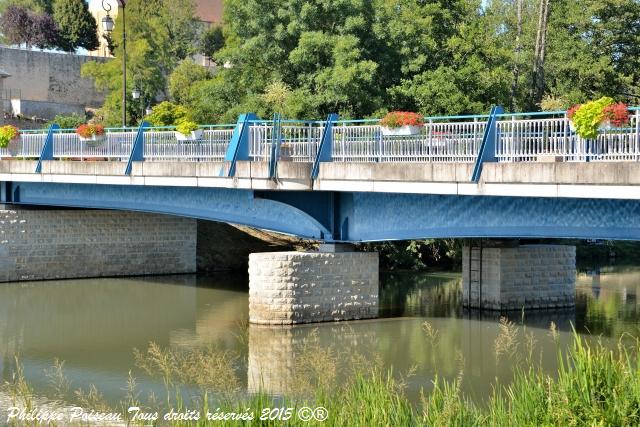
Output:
[82,0,640,126]
[82,0,200,125]
[0,4,58,48]
[199,24,225,62]
[0,0,53,14]
[52,0,99,52]
[168,59,211,104]
[46,113,86,129]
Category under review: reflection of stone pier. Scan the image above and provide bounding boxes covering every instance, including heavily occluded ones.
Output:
[247,326,297,394]
[462,244,576,310]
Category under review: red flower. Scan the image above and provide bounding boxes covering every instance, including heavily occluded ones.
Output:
[380,111,424,128]
[76,124,106,138]
[602,103,629,128]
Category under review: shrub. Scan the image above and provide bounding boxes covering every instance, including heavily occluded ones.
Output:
[0,125,20,148]
[76,124,105,138]
[380,111,424,128]
[570,97,614,139]
[176,120,199,136]
[567,104,581,120]
[47,113,86,130]
[145,101,189,127]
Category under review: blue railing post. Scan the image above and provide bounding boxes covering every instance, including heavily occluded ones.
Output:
[35,123,59,173]
[222,113,257,177]
[471,105,503,182]
[268,113,283,179]
[311,113,339,179]
[124,121,149,175]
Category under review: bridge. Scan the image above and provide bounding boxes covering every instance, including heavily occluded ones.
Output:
[2,107,640,242]
[2,106,640,321]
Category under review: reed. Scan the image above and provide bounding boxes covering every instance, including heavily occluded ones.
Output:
[2,327,638,426]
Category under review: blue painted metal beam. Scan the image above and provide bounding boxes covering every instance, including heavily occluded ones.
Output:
[311,113,338,179]
[124,121,149,175]
[471,105,503,182]
[268,113,282,179]
[7,181,640,242]
[222,113,257,177]
[35,123,59,173]
[6,182,331,240]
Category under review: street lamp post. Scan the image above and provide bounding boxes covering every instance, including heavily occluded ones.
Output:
[101,0,127,128]
[132,87,142,121]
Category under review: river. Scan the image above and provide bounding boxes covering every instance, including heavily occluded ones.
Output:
[0,265,638,409]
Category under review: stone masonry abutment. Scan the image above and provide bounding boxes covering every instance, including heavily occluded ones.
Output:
[0,206,196,282]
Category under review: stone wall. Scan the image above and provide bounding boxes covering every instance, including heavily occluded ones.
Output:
[0,47,107,110]
[10,99,85,119]
[249,252,379,324]
[0,207,196,282]
[462,245,576,310]
[197,221,294,272]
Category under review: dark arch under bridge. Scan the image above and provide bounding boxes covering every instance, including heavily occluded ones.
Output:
[4,181,640,242]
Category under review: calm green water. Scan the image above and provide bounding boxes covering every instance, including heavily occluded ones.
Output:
[0,267,638,407]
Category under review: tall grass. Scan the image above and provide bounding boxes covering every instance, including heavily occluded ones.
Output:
[2,325,639,426]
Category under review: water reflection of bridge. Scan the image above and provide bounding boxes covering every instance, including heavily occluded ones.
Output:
[1,272,635,405]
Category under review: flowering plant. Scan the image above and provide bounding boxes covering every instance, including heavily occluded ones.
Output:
[568,97,629,139]
[380,111,424,128]
[76,123,105,138]
[602,102,630,128]
[0,125,20,148]
[567,104,581,120]
[176,120,199,136]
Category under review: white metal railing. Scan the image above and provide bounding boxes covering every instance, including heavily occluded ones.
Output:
[52,131,136,160]
[144,128,234,161]
[3,111,640,165]
[0,133,45,158]
[249,123,324,162]
[497,117,571,162]
[496,112,640,162]
[332,120,485,162]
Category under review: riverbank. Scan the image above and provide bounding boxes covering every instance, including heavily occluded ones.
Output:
[365,239,640,272]
[2,325,638,426]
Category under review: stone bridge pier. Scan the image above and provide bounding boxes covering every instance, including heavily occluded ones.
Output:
[462,243,576,310]
[248,246,379,325]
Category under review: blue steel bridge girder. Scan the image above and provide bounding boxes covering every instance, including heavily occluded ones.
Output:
[5,181,640,242]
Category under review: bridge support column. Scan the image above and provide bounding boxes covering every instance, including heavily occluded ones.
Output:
[462,244,576,310]
[249,251,379,324]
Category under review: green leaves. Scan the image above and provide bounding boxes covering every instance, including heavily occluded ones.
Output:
[52,0,99,51]
[82,0,640,126]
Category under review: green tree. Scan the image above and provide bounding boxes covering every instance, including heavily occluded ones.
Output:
[82,0,199,126]
[168,59,211,104]
[0,0,53,14]
[52,0,99,52]
[199,24,225,62]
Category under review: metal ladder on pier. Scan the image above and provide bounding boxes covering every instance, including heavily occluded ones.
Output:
[467,241,483,309]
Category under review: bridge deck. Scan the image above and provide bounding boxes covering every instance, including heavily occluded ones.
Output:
[2,160,640,200]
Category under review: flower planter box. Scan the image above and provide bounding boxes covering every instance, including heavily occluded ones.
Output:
[7,137,20,156]
[536,154,564,163]
[175,129,204,142]
[381,125,422,136]
[79,134,107,148]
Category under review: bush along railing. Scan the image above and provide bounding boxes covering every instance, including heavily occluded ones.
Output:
[2,106,640,172]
